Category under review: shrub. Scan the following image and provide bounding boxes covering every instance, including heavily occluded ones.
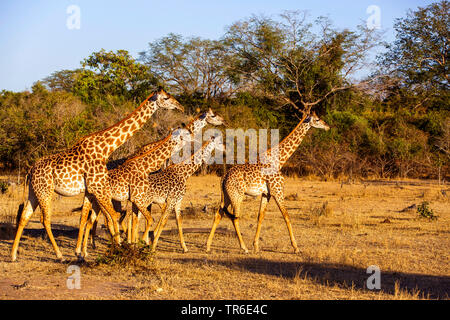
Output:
[0,181,8,194]
[417,201,437,220]
[95,241,155,268]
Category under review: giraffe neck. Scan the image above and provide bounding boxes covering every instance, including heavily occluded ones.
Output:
[265,120,311,170]
[175,140,214,177]
[185,116,207,135]
[124,134,177,174]
[77,93,159,159]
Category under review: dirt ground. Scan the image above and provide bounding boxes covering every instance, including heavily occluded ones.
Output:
[0,175,449,300]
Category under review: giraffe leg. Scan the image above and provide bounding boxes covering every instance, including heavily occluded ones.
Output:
[151,202,174,252]
[11,189,39,262]
[205,208,224,253]
[174,200,188,253]
[81,200,102,258]
[39,196,63,261]
[115,200,127,234]
[206,191,226,253]
[151,203,166,241]
[230,200,248,254]
[91,214,98,249]
[126,202,133,243]
[75,195,92,259]
[93,197,121,245]
[129,209,143,244]
[141,204,153,244]
[87,175,121,245]
[253,193,270,253]
[130,204,141,244]
[272,193,299,254]
[133,203,154,245]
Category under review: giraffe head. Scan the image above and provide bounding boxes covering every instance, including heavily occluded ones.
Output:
[204,108,225,126]
[171,127,192,151]
[151,87,184,112]
[306,112,330,131]
[208,134,225,153]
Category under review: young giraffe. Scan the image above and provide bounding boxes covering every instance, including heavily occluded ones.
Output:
[205,113,330,254]
[130,135,223,253]
[11,88,184,262]
[78,110,224,257]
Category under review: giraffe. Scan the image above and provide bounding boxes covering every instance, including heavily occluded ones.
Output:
[77,109,224,257]
[126,135,224,253]
[205,112,330,254]
[11,88,184,262]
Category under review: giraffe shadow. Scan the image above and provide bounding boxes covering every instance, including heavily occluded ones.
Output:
[0,222,87,241]
[171,256,450,299]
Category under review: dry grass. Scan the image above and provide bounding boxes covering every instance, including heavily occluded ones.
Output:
[0,175,449,300]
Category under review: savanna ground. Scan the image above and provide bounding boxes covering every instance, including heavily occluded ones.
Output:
[0,175,449,300]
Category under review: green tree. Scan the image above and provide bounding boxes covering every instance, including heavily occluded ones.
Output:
[42,69,82,92]
[139,34,235,99]
[379,0,449,111]
[224,11,382,114]
[74,49,157,102]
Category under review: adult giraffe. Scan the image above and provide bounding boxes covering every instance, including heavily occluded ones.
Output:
[205,112,330,254]
[11,88,184,262]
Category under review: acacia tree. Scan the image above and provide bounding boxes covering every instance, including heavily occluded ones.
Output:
[224,11,382,115]
[139,34,237,100]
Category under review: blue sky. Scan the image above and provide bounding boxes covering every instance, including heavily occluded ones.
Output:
[0,0,437,92]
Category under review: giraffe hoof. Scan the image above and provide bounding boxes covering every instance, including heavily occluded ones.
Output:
[293,248,300,254]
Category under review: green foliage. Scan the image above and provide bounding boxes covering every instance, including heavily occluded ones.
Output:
[379,0,449,112]
[417,201,438,220]
[73,49,157,103]
[0,87,94,168]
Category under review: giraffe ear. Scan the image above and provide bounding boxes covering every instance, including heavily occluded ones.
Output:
[150,91,158,101]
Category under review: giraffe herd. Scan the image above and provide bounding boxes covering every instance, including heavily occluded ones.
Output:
[10,88,330,262]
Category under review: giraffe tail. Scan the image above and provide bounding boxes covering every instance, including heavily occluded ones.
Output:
[16,171,30,228]
[218,182,235,220]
